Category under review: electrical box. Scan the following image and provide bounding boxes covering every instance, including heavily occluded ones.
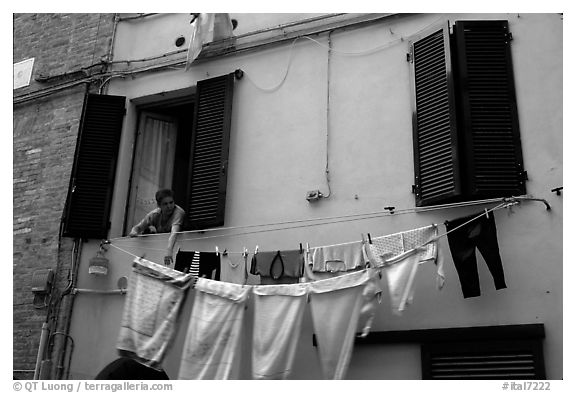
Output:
[31,269,54,294]
[306,190,324,202]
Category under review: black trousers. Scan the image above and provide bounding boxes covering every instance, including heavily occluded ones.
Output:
[445,211,507,298]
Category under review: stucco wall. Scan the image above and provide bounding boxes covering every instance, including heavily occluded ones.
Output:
[67,13,562,380]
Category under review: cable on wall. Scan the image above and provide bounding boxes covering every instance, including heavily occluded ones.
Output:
[324,30,333,198]
[242,16,445,93]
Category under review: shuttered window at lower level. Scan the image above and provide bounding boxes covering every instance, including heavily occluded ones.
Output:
[410,20,526,207]
[422,340,546,380]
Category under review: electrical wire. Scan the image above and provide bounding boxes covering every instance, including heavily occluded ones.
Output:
[242,36,303,93]
[242,16,445,93]
[243,34,406,96]
[16,16,442,104]
[324,31,333,198]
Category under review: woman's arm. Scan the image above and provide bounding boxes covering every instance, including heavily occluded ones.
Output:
[164,224,181,267]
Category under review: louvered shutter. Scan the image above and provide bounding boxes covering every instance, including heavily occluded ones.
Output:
[422,340,546,380]
[187,73,234,229]
[63,94,126,238]
[410,23,462,207]
[453,20,526,198]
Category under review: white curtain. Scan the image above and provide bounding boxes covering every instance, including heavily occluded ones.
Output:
[128,114,177,229]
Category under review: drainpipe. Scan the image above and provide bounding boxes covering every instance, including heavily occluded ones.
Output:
[33,323,50,379]
[107,14,119,65]
[33,217,69,380]
[50,237,82,380]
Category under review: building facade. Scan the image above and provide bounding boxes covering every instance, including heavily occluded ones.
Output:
[13,13,563,380]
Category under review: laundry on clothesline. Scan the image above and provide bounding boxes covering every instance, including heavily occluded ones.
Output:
[250,249,304,285]
[308,269,371,379]
[445,210,507,298]
[309,240,369,273]
[251,282,309,379]
[116,257,195,371]
[219,250,260,285]
[178,278,251,380]
[109,204,521,379]
[118,257,384,379]
[174,250,220,280]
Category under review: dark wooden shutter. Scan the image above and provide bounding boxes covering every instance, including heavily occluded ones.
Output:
[453,20,526,198]
[187,73,235,229]
[410,22,462,207]
[63,94,125,238]
[422,340,546,380]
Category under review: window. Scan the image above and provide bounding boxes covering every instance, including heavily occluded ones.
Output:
[355,324,546,380]
[409,20,526,207]
[126,105,193,232]
[63,72,236,239]
[126,72,236,233]
[421,338,546,380]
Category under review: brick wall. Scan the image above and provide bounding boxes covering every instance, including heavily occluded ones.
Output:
[13,13,115,92]
[13,13,115,379]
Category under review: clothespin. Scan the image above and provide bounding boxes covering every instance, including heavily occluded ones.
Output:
[361,233,366,244]
[99,239,110,252]
[215,246,219,256]
[306,242,310,253]
[242,247,248,258]
[223,249,228,256]
[299,243,303,253]
[367,233,373,244]
[255,245,259,255]
[484,208,489,219]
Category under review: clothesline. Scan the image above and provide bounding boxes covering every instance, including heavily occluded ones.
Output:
[108,195,549,245]
[108,201,517,263]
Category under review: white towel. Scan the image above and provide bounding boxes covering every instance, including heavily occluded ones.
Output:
[308,270,370,379]
[116,258,194,370]
[251,283,308,379]
[178,278,251,379]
